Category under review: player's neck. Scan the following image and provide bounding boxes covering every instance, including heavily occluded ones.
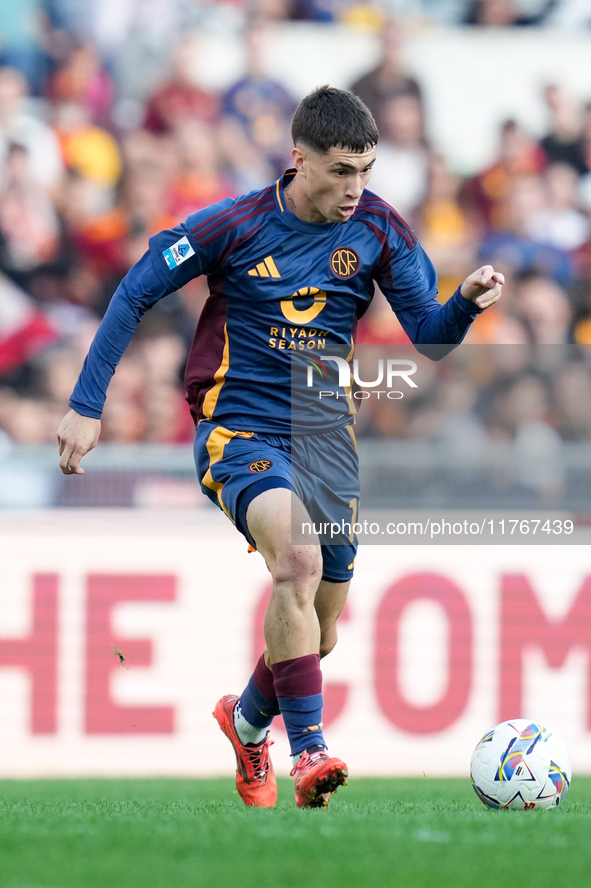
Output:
[284,176,326,224]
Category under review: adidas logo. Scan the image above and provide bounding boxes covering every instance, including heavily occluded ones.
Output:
[248,256,281,278]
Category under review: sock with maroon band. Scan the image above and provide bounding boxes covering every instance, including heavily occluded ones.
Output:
[235,654,281,745]
[272,653,327,756]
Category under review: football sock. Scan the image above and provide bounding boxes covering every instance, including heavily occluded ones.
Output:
[252,653,280,713]
[233,700,268,746]
[235,654,281,746]
[272,653,327,757]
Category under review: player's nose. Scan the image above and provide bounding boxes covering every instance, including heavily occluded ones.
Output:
[345,175,364,200]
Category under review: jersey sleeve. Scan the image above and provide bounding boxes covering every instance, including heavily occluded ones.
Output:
[69,251,174,418]
[371,218,482,358]
[374,234,439,312]
[396,286,483,360]
[70,197,239,418]
[148,197,236,290]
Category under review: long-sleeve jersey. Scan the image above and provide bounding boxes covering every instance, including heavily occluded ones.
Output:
[70,169,482,434]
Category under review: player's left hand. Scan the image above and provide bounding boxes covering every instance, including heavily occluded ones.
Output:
[460,266,504,310]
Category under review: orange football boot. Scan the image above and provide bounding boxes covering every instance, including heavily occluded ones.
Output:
[213,694,277,807]
[290,748,348,808]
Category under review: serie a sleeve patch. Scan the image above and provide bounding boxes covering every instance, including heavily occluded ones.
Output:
[162,236,195,270]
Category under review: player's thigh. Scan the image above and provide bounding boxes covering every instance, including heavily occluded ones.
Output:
[194,422,293,541]
[295,425,359,553]
[246,487,323,585]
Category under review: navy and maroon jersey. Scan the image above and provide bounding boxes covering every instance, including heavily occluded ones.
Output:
[69,169,482,433]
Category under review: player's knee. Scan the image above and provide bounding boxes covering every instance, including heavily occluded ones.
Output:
[271,545,322,596]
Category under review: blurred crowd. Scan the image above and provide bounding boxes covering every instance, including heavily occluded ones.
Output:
[2,0,591,452]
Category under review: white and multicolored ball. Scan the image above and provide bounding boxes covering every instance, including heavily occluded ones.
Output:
[470,719,571,810]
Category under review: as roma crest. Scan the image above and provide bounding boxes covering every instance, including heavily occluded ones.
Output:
[330,248,360,279]
[249,459,273,473]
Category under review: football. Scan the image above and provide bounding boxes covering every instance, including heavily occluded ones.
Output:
[470,719,571,810]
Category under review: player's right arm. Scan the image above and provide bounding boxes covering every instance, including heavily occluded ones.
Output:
[56,248,174,474]
[56,196,236,475]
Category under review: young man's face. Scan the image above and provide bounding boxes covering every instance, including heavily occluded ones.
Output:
[290,143,376,224]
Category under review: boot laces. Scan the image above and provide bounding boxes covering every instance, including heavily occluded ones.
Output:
[290,749,328,777]
[245,738,274,782]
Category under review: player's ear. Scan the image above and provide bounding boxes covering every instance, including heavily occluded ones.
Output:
[292,144,306,174]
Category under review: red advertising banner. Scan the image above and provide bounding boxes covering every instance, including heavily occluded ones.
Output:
[0,511,588,778]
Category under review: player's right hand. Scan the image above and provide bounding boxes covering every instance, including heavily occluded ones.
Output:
[57,409,101,475]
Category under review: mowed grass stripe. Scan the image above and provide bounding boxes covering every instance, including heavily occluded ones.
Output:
[0,778,589,888]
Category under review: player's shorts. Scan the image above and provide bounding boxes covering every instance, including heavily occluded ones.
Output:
[193,420,359,583]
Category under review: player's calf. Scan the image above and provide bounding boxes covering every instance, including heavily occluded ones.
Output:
[319,624,338,658]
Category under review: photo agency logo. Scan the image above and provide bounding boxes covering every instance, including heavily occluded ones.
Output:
[305,355,418,401]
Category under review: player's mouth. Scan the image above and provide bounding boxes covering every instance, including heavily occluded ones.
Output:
[338,205,357,218]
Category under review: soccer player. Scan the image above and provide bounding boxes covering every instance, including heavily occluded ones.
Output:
[57,86,503,808]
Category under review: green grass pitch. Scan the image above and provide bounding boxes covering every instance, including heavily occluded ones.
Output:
[1,776,589,888]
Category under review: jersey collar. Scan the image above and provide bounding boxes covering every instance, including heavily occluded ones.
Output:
[274,169,341,236]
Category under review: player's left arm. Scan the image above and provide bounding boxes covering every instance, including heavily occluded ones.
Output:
[395,264,504,357]
[460,265,504,309]
[374,225,503,356]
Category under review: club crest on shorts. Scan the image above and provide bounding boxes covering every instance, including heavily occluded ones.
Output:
[249,459,273,473]
[330,248,359,279]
